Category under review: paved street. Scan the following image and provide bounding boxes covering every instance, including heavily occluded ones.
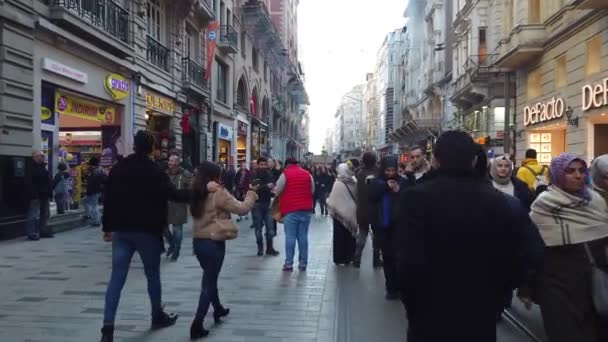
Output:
[0,214,539,342]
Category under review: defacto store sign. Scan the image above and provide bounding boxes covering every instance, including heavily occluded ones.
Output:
[104,74,129,101]
[42,58,88,84]
[582,78,608,111]
[217,123,233,141]
[55,91,116,123]
[523,97,565,126]
[145,91,175,115]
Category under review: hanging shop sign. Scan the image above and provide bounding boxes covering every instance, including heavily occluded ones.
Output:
[238,121,248,135]
[42,58,88,84]
[55,91,116,124]
[41,106,52,121]
[523,97,565,126]
[145,91,175,115]
[582,78,608,111]
[104,74,129,101]
[217,123,233,141]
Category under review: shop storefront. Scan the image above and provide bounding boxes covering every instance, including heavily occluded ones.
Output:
[143,89,176,162]
[237,121,248,165]
[213,122,233,165]
[515,15,608,163]
[250,119,269,160]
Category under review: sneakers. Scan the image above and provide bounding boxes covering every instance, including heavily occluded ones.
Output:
[151,310,178,330]
[213,306,230,324]
[27,235,40,241]
[298,265,307,272]
[282,265,294,272]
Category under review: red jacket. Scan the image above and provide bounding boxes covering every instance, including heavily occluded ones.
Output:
[279,165,313,215]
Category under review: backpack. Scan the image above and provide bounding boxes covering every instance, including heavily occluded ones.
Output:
[524,165,548,196]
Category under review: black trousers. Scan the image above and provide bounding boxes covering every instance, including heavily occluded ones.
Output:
[374,226,398,293]
[333,219,356,264]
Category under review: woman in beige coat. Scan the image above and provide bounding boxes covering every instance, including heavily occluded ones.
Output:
[189,161,258,339]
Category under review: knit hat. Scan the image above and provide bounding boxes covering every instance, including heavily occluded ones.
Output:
[550,153,588,198]
[490,154,513,185]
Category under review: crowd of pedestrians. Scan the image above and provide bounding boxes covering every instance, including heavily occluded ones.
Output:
[23,128,608,342]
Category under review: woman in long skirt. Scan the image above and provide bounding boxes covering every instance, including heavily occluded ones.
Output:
[326,163,358,265]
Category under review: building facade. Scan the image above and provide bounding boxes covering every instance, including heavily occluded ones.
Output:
[334,85,364,158]
[0,0,307,235]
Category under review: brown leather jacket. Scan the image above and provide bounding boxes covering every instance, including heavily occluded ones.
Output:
[192,187,257,239]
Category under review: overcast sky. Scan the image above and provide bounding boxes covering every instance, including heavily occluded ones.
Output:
[299,0,407,154]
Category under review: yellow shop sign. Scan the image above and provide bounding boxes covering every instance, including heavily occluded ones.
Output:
[55,91,116,124]
[41,106,52,121]
[104,73,129,101]
[145,91,175,114]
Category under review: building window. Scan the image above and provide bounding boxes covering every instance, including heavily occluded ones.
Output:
[527,68,542,100]
[529,0,540,24]
[555,54,567,88]
[147,0,164,42]
[241,31,246,56]
[252,47,259,71]
[586,35,602,76]
[215,59,228,103]
[478,27,487,64]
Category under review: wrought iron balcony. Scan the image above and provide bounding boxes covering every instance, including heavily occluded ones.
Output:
[218,25,239,54]
[182,58,208,94]
[147,36,170,71]
[49,0,130,44]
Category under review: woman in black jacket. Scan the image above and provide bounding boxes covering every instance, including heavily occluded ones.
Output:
[315,167,332,216]
[368,155,409,300]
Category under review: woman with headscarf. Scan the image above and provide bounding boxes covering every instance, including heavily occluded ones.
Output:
[530,153,608,342]
[326,163,358,265]
[490,154,534,211]
[591,155,608,205]
[369,155,409,300]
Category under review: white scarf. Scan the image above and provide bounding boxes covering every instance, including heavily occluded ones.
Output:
[530,185,608,246]
[327,164,358,236]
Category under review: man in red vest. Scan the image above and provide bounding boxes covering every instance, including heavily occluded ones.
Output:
[273,158,315,271]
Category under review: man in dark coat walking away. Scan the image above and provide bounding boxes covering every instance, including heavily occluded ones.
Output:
[25,150,53,240]
[397,131,527,342]
[100,131,187,342]
[353,152,381,268]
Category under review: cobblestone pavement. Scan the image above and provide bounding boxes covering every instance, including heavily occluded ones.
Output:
[0,213,535,342]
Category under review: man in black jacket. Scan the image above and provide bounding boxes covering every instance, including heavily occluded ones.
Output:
[251,157,279,256]
[397,131,527,342]
[25,150,53,240]
[83,157,106,227]
[353,152,381,268]
[100,131,183,342]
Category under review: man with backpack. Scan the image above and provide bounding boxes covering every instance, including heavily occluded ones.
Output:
[516,149,549,196]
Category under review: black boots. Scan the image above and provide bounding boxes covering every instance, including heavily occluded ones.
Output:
[151,310,178,330]
[190,319,209,339]
[266,238,279,256]
[257,243,264,256]
[100,325,114,342]
[213,306,230,323]
[373,249,383,268]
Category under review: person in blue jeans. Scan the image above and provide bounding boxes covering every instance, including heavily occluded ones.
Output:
[100,131,190,342]
[83,157,106,227]
[251,157,280,256]
[164,155,192,261]
[189,161,258,338]
[273,158,315,271]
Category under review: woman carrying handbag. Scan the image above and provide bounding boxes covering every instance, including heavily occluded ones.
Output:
[189,162,258,339]
[326,163,358,265]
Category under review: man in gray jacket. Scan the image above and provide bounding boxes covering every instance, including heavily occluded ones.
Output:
[353,151,382,268]
[165,155,192,261]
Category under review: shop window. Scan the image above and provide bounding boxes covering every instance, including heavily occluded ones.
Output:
[147,0,164,42]
[527,68,541,100]
[585,35,602,76]
[528,0,540,24]
[555,54,567,88]
[215,59,228,103]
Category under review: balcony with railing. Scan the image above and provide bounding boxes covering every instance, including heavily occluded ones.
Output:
[147,36,170,71]
[182,58,208,95]
[218,25,238,54]
[49,0,130,52]
[494,23,546,68]
[195,0,214,21]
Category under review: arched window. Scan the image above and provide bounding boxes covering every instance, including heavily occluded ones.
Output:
[251,87,259,117]
[236,76,247,108]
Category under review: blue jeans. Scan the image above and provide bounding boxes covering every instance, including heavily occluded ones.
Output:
[26,199,50,237]
[82,193,100,225]
[283,211,312,268]
[193,239,226,321]
[163,224,183,258]
[103,232,163,324]
[252,202,275,245]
